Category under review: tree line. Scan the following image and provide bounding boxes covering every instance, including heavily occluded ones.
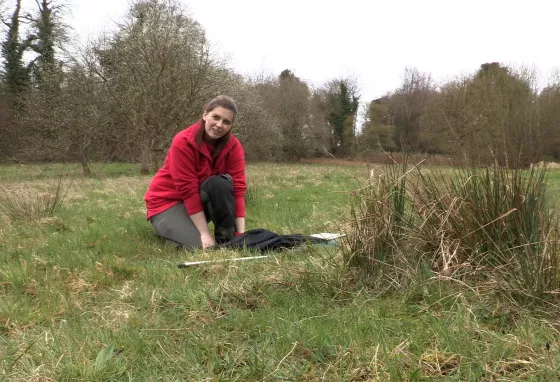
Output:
[361,65,560,168]
[1,0,558,174]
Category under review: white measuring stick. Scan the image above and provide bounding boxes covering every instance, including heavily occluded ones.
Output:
[177,233,342,268]
[309,233,344,240]
[178,254,270,268]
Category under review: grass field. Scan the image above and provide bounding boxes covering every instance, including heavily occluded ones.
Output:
[1,162,560,381]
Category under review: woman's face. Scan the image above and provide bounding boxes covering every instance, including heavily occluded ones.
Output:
[203,106,234,140]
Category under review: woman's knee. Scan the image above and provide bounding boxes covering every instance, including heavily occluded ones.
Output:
[153,221,201,249]
[201,174,233,192]
[150,208,201,249]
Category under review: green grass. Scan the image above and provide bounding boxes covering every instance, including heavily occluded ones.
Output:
[0,162,143,181]
[547,169,560,205]
[1,163,560,380]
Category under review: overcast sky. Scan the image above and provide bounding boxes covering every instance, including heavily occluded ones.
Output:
[66,0,559,103]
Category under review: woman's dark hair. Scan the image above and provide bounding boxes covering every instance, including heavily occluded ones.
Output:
[205,95,238,117]
[195,95,239,159]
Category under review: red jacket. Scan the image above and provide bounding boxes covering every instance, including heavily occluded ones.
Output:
[144,121,246,220]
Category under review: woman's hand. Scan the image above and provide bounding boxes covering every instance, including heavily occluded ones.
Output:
[200,232,216,249]
[189,211,214,249]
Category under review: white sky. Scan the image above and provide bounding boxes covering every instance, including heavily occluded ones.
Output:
[65,0,559,103]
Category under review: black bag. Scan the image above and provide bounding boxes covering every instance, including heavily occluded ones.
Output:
[217,228,329,251]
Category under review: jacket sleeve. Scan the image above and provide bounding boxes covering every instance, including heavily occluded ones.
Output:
[168,136,204,215]
[227,140,247,217]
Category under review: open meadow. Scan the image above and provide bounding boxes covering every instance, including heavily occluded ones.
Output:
[1,162,560,381]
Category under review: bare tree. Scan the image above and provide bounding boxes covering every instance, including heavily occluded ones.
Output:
[18,55,111,175]
[462,63,540,167]
[419,63,542,167]
[308,89,332,155]
[219,72,282,161]
[0,90,18,160]
[89,0,221,173]
[358,95,398,153]
[418,75,473,157]
[537,80,560,161]
[387,67,435,151]
[255,69,312,160]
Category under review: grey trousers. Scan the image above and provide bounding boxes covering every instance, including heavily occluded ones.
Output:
[149,175,236,249]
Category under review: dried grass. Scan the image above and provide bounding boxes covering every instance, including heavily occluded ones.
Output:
[0,176,70,222]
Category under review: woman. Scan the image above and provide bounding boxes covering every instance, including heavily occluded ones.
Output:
[145,95,246,249]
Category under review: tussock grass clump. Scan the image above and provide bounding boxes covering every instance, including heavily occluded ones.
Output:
[0,176,70,222]
[342,162,415,285]
[342,160,560,303]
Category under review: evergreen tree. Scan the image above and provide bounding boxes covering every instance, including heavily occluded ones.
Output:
[27,0,67,91]
[326,79,359,155]
[1,0,29,95]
